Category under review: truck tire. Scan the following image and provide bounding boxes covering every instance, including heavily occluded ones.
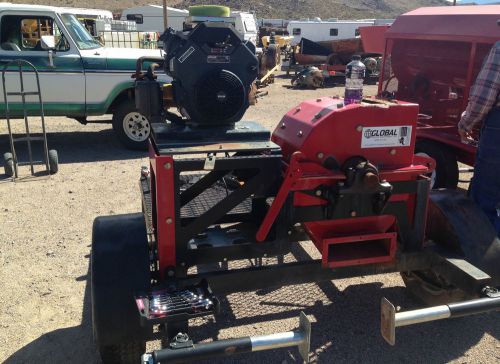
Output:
[91,213,152,363]
[112,101,151,150]
[402,190,500,305]
[415,139,458,189]
[3,152,14,176]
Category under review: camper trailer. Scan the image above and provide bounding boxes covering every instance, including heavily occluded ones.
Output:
[121,5,258,44]
[287,19,376,45]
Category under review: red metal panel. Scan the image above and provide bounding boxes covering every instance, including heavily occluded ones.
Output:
[272,98,419,169]
[386,5,500,44]
[359,25,389,54]
[153,153,177,277]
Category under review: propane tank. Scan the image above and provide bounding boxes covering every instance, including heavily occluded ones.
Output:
[344,55,366,105]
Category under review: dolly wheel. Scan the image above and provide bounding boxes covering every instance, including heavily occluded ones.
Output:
[99,342,146,364]
[3,152,14,176]
[48,149,58,174]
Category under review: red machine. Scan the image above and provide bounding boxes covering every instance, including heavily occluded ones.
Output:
[91,17,500,364]
[378,5,500,188]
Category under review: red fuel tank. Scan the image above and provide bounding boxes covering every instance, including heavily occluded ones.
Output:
[272,98,419,169]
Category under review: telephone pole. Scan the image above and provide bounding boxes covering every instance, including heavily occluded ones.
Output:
[163,0,168,29]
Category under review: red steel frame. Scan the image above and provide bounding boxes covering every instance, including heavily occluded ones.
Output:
[378,6,500,166]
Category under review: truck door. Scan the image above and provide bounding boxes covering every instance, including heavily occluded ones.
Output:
[0,11,85,117]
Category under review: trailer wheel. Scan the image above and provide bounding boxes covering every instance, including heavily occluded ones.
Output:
[48,149,58,174]
[112,101,150,150]
[3,152,14,176]
[402,190,500,305]
[99,342,146,364]
[91,213,152,363]
[415,140,458,189]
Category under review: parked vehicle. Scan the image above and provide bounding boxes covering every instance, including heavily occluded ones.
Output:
[287,19,375,45]
[0,3,170,149]
[378,5,500,188]
[121,5,259,45]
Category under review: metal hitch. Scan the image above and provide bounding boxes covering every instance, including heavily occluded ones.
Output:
[381,287,500,345]
[141,311,311,363]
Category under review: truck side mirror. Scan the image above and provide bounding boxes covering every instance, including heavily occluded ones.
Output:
[41,35,56,50]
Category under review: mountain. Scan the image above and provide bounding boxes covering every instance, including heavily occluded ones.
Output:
[7,0,449,18]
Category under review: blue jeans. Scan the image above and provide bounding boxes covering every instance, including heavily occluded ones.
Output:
[470,107,500,236]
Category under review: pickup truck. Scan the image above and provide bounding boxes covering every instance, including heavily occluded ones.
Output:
[0,3,169,149]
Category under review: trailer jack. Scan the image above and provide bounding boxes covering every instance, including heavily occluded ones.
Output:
[381,286,500,345]
[142,312,311,364]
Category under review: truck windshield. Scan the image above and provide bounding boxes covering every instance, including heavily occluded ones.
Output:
[60,13,101,50]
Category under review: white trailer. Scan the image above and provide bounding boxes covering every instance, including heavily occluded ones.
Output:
[287,19,376,45]
[121,5,189,32]
[121,5,258,45]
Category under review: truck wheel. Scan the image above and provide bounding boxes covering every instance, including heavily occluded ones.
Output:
[415,140,458,189]
[91,213,152,363]
[112,102,151,150]
[48,149,58,174]
[402,190,500,305]
[3,152,14,176]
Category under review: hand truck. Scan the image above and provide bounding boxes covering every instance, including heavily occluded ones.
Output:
[2,59,58,179]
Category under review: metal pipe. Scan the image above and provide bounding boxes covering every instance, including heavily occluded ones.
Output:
[381,293,500,345]
[142,312,311,363]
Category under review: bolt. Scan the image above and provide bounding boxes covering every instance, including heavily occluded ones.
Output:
[166,218,173,224]
[287,230,292,235]
[390,149,396,155]
[281,122,286,129]
[317,152,324,159]
[315,190,322,197]
[263,253,268,258]
[167,270,175,277]
[180,262,186,267]
[297,130,303,137]
[350,211,357,217]
[223,257,228,262]
[338,182,345,187]
[164,162,172,169]
[356,125,363,132]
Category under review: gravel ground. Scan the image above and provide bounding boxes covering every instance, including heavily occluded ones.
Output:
[0,74,499,364]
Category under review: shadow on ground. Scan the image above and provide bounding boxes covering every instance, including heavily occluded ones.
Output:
[0,127,145,166]
[4,251,499,364]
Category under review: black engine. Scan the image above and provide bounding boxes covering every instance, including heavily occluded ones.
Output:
[159,22,258,126]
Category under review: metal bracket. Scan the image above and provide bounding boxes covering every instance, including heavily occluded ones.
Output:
[298,311,312,361]
[170,332,194,350]
[380,297,396,346]
[204,153,216,170]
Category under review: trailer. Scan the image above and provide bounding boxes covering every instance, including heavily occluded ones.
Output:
[90,17,500,364]
[378,5,500,188]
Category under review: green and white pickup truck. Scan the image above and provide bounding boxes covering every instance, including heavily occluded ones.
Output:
[0,3,169,149]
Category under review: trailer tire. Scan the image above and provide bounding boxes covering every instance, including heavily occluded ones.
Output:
[48,149,58,174]
[402,190,500,305]
[91,213,152,363]
[112,101,151,150]
[99,342,146,364]
[3,152,14,176]
[415,140,458,189]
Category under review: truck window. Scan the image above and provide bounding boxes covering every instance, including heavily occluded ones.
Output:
[243,19,256,33]
[0,15,69,52]
[292,28,301,36]
[330,28,338,36]
[126,14,144,24]
[60,14,101,50]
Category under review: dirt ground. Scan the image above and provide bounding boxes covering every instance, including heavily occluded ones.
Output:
[1,74,499,364]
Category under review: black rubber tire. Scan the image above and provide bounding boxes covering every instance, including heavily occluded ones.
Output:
[112,101,150,150]
[91,213,152,363]
[99,342,146,364]
[3,152,14,176]
[415,139,458,189]
[402,190,500,305]
[48,149,58,174]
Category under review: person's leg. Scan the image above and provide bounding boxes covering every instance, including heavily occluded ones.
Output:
[470,109,500,236]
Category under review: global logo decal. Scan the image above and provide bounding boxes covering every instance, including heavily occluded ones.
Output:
[364,128,398,139]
